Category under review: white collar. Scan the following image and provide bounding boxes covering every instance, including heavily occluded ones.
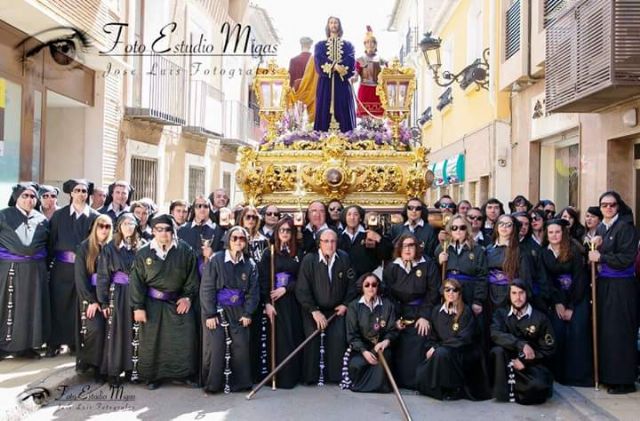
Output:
[393,256,426,273]
[474,231,484,241]
[305,222,328,233]
[547,244,559,258]
[508,303,533,320]
[404,218,425,228]
[344,225,366,241]
[261,226,274,235]
[358,295,383,311]
[224,249,245,264]
[149,237,177,259]
[602,213,619,231]
[119,240,133,250]
[250,232,268,242]
[108,202,129,215]
[439,303,458,315]
[15,206,34,217]
[70,203,90,219]
[192,219,216,229]
[494,238,510,247]
[319,252,337,267]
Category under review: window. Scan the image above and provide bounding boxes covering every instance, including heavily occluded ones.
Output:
[467,0,483,64]
[505,0,521,60]
[0,78,22,206]
[188,166,206,202]
[222,171,231,199]
[539,138,579,209]
[130,156,157,201]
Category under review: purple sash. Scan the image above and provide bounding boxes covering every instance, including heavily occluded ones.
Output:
[275,272,294,289]
[556,274,572,291]
[407,297,424,306]
[0,247,47,262]
[598,263,635,279]
[112,271,129,285]
[217,288,245,307]
[488,269,510,286]
[55,250,76,264]
[89,273,98,286]
[446,270,475,283]
[147,287,179,302]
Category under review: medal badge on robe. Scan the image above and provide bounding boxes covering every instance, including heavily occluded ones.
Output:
[544,333,554,346]
[452,322,459,332]
[241,273,248,281]
[145,257,153,266]
[379,320,386,329]
[526,325,537,335]
[416,269,423,277]
[469,253,474,261]
[338,272,343,279]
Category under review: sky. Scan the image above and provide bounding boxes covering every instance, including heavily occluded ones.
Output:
[254,0,400,66]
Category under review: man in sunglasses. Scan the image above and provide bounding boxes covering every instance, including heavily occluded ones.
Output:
[388,198,438,259]
[130,214,198,390]
[296,228,357,385]
[490,279,555,405]
[46,179,99,357]
[38,185,60,220]
[259,204,281,240]
[0,183,50,359]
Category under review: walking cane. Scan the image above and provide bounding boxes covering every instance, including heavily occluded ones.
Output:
[377,350,413,421]
[270,244,277,390]
[247,313,338,400]
[589,241,600,390]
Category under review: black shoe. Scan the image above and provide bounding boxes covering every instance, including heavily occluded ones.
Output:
[607,384,636,395]
[443,387,462,401]
[18,349,42,359]
[147,381,161,390]
[108,376,121,387]
[44,346,60,358]
[184,379,200,389]
[76,361,91,373]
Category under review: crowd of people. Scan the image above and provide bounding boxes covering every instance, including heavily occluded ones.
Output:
[0,180,638,405]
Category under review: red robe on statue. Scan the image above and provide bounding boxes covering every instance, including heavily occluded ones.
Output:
[355,55,386,117]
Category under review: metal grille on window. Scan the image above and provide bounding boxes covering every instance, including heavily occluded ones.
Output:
[130,157,157,201]
[505,0,521,60]
[188,166,206,202]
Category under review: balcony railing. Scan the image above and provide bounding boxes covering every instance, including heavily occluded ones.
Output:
[183,80,224,137]
[125,55,186,125]
[546,0,640,113]
[505,0,521,60]
[223,100,254,147]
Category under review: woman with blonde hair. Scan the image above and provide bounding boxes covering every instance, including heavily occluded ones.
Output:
[74,214,112,376]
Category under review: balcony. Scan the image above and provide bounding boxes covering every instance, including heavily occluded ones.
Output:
[546,0,640,113]
[183,80,224,138]
[125,55,186,125]
[222,100,255,147]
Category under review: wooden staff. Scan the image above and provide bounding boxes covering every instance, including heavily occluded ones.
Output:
[247,313,338,400]
[377,350,413,421]
[441,240,450,283]
[270,244,277,390]
[589,241,600,390]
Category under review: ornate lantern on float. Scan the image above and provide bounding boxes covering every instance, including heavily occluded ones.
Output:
[252,60,291,149]
[376,58,416,148]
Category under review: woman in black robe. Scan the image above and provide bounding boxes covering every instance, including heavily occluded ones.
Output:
[98,213,144,385]
[416,279,490,401]
[342,273,397,393]
[588,191,638,394]
[513,212,549,313]
[259,218,303,388]
[201,226,259,393]
[541,219,592,387]
[0,183,50,358]
[74,215,112,375]
[47,179,99,356]
[382,233,440,390]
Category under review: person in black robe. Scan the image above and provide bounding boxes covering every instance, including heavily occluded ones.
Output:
[541,219,592,387]
[38,185,60,221]
[259,218,303,388]
[382,233,440,390]
[416,279,490,401]
[480,198,505,243]
[588,191,639,394]
[74,214,112,375]
[177,195,225,270]
[259,204,281,240]
[98,213,145,385]
[99,180,133,223]
[47,179,99,357]
[387,198,437,259]
[201,226,259,393]
[490,279,556,405]
[301,201,332,255]
[0,183,50,359]
[342,273,397,393]
[327,199,344,232]
[296,228,357,385]
[129,214,198,390]
[513,212,550,313]
[467,207,489,248]
[130,201,153,241]
[338,205,392,280]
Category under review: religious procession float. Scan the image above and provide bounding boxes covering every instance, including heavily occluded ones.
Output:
[236,45,436,226]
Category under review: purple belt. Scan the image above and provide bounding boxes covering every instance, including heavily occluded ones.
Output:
[89,273,98,286]
[197,256,204,277]
[147,287,179,302]
[112,271,129,285]
[55,250,76,264]
[488,269,510,286]
[0,247,47,262]
[217,288,245,307]
[598,263,635,279]
[275,272,294,289]
[556,274,572,291]
[446,270,475,283]
[407,297,424,306]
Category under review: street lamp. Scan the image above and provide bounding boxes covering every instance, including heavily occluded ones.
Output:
[252,60,291,149]
[419,32,490,91]
[376,58,416,148]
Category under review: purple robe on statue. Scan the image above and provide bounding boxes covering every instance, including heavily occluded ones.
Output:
[313,38,356,132]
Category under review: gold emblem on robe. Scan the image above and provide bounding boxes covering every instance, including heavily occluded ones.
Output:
[145,257,153,266]
[416,269,423,277]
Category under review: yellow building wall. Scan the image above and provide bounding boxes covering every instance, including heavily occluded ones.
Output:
[422,0,510,152]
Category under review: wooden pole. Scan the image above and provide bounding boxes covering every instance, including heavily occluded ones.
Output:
[270,244,277,390]
[377,350,413,421]
[589,241,600,390]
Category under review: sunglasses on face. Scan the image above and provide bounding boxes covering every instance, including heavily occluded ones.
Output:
[498,222,513,228]
[444,287,460,293]
[42,194,57,199]
[329,207,342,212]
[97,223,112,230]
[407,205,422,211]
[440,203,455,209]
[73,189,88,194]
[244,214,259,220]
[194,203,208,209]
[467,216,482,221]
[279,227,292,233]
[600,202,617,209]
[402,242,417,248]
[20,194,37,199]
[363,282,378,288]
[531,215,543,221]
[450,225,467,232]
[266,212,280,217]
[230,235,247,242]
[154,226,172,233]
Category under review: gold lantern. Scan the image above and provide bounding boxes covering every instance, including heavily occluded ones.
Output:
[376,58,416,148]
[252,60,291,150]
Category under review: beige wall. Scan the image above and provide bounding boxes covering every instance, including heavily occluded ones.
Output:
[44,107,85,189]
